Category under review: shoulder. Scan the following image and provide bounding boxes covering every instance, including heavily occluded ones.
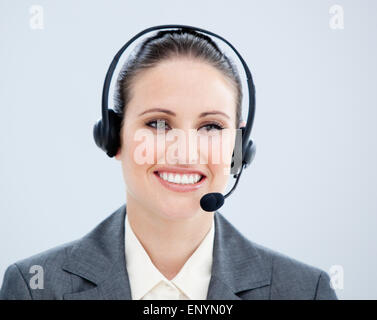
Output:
[0,204,126,300]
[214,211,338,299]
[246,238,337,299]
[0,239,78,300]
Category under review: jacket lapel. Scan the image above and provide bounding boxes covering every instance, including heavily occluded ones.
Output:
[62,204,131,300]
[61,204,271,300]
[206,212,271,300]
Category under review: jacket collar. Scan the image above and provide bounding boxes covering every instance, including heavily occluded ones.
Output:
[62,204,271,300]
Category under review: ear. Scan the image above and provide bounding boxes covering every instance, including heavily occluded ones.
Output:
[115,148,121,160]
[239,120,246,128]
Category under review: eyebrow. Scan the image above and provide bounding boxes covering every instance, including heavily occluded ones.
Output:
[138,108,230,119]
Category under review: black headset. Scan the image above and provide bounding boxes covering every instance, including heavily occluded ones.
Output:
[93,24,256,212]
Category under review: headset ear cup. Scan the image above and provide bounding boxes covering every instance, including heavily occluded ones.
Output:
[230,127,245,174]
[93,118,106,152]
[93,110,122,157]
[106,109,122,157]
[243,140,256,167]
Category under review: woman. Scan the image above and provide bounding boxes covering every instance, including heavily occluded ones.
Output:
[0,26,338,300]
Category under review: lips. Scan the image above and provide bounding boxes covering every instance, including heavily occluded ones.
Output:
[153,168,207,193]
[157,171,203,184]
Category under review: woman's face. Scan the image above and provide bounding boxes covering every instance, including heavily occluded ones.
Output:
[115,58,239,220]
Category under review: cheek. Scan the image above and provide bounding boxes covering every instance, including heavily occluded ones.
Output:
[120,127,156,186]
[204,130,235,171]
[121,128,168,182]
[207,136,234,192]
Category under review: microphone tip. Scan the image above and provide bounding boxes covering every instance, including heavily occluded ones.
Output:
[200,193,225,212]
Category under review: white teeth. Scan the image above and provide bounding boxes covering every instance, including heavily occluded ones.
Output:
[174,174,181,184]
[181,175,189,184]
[158,172,203,185]
[168,173,175,183]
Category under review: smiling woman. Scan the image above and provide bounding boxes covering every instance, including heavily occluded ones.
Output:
[0,25,338,300]
[113,31,241,292]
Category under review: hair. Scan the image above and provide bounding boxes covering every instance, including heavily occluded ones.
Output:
[113,28,243,141]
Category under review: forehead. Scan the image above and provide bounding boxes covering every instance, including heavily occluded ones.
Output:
[126,58,237,118]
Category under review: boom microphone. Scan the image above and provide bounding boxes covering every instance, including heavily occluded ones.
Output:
[200,164,245,212]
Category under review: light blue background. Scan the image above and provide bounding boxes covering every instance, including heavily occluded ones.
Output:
[1,0,376,299]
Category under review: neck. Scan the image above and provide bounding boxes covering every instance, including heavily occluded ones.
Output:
[125,193,214,280]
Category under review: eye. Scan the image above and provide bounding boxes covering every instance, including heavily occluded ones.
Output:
[146,119,171,130]
[199,123,225,132]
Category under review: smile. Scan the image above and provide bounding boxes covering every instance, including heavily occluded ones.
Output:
[153,169,206,192]
[158,172,202,184]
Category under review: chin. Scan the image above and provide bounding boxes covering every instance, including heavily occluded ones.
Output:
[156,198,202,221]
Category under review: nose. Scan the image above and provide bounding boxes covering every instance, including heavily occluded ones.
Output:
[165,128,200,165]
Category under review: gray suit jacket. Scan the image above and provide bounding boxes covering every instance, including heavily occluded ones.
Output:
[0,204,337,300]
